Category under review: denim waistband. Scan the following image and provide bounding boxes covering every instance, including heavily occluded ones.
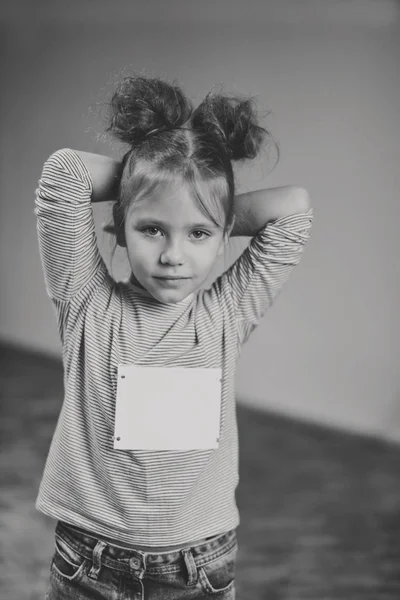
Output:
[55,521,237,579]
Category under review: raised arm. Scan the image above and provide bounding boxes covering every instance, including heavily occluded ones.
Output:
[35,149,120,303]
[74,151,122,203]
[231,185,311,237]
[216,185,314,346]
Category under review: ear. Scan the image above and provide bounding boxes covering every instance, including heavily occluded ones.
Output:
[225,215,235,239]
[112,203,127,247]
[221,215,235,245]
[217,217,235,257]
[116,225,126,248]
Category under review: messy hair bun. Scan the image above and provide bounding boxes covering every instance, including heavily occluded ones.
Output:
[191,93,268,161]
[107,75,193,145]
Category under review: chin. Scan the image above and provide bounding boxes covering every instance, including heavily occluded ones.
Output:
[157,293,188,304]
[152,288,191,305]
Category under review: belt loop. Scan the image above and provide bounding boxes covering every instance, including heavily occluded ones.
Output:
[182,549,198,586]
[87,540,107,580]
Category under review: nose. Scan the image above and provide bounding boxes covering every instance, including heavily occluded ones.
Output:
[160,239,184,266]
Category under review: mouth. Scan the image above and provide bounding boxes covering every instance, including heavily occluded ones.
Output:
[154,276,191,286]
[154,276,191,280]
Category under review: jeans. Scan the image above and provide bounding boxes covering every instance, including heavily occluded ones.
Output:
[45,521,237,599]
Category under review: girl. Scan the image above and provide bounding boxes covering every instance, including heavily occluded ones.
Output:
[35,75,313,599]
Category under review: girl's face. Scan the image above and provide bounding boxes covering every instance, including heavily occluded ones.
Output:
[122,182,228,304]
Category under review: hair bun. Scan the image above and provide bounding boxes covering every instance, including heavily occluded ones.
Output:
[191,93,268,161]
[107,75,192,145]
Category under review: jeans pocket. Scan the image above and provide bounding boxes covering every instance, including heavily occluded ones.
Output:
[51,535,88,582]
[198,540,238,595]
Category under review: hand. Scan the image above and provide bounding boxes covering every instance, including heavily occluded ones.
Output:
[102,222,117,235]
[75,150,122,203]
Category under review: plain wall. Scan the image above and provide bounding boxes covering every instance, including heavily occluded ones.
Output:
[1,0,399,440]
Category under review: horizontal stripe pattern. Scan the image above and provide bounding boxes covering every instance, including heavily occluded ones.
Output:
[34,148,313,546]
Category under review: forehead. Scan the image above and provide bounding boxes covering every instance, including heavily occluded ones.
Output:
[126,181,216,227]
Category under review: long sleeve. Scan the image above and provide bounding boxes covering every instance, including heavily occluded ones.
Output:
[222,209,314,345]
[34,148,105,301]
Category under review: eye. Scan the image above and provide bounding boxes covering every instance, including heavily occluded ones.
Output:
[191,230,210,240]
[142,227,162,237]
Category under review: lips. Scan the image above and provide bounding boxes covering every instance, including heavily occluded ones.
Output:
[155,276,190,280]
[154,276,191,287]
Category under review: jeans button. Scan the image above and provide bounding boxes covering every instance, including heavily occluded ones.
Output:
[130,557,141,569]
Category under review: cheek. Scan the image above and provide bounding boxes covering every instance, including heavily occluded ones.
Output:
[195,243,222,270]
[126,238,154,270]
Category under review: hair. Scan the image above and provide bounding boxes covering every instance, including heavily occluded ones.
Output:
[106,75,278,242]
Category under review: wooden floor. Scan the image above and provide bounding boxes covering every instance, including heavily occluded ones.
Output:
[1,342,400,599]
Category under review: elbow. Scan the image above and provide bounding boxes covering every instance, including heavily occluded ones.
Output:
[293,187,312,213]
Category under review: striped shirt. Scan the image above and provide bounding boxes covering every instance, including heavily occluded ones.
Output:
[35,148,314,546]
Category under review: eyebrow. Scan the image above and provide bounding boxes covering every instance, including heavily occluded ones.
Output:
[134,217,217,230]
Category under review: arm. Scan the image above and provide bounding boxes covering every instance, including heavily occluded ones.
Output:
[74,155,309,218]
[74,151,122,203]
[231,186,311,237]
[35,149,111,302]
[216,187,314,346]
[79,153,309,226]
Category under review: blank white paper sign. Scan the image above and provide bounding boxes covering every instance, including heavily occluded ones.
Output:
[114,365,222,450]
